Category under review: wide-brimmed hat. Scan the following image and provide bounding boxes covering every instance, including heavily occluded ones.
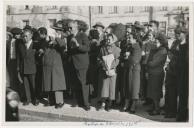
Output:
[10,27,22,35]
[93,22,105,29]
[52,22,64,31]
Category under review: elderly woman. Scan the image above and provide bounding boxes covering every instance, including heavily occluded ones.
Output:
[147,35,168,115]
[97,33,121,111]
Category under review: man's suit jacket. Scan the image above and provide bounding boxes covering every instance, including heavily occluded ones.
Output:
[67,32,90,70]
[17,40,37,75]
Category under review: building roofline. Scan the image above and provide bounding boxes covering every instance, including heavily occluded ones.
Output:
[7,11,89,18]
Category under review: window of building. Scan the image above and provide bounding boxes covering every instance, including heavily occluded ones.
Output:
[143,6,150,12]
[47,6,57,10]
[60,6,69,12]
[48,19,56,27]
[160,6,168,11]
[51,6,57,9]
[177,6,183,10]
[77,7,82,15]
[98,6,103,14]
[125,6,134,13]
[23,20,29,26]
[109,6,118,14]
[159,21,167,34]
[25,5,29,10]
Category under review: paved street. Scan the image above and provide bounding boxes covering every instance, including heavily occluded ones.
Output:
[18,98,176,122]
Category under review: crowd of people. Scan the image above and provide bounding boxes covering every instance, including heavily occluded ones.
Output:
[6,19,189,122]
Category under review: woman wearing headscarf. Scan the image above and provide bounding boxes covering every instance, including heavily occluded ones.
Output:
[97,33,121,111]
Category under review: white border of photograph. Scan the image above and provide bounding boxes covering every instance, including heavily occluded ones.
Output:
[0,0,193,128]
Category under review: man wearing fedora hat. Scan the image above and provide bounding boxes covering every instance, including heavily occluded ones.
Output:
[164,27,184,118]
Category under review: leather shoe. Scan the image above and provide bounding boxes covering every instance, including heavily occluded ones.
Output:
[149,110,160,116]
[146,109,154,113]
[44,102,50,107]
[120,107,129,112]
[55,103,64,109]
[105,106,111,112]
[164,114,176,118]
[32,100,39,106]
[83,105,91,111]
[23,102,29,106]
[129,110,136,114]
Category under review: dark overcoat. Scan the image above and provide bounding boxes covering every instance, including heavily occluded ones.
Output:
[42,38,66,92]
[176,40,189,121]
[165,39,180,114]
[147,46,167,100]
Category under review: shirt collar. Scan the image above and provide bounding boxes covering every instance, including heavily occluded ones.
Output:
[180,39,186,45]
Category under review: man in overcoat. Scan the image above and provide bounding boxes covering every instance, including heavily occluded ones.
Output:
[164,27,181,118]
[67,20,90,111]
[176,28,189,122]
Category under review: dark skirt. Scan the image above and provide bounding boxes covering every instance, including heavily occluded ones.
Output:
[147,72,164,101]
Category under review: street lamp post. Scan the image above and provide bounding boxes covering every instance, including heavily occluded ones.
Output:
[89,6,92,29]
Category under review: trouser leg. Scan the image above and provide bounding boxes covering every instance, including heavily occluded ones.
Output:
[23,75,31,102]
[168,85,177,114]
[77,69,89,106]
[27,74,36,101]
[55,91,64,104]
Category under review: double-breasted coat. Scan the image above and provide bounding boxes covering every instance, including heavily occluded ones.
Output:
[147,46,167,101]
[41,38,66,92]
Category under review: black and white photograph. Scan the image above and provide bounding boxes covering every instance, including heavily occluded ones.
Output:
[1,0,193,127]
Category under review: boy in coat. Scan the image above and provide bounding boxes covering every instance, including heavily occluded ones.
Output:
[17,29,39,106]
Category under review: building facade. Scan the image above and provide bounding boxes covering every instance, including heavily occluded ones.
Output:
[7,5,189,36]
[6,5,90,29]
[91,6,189,34]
